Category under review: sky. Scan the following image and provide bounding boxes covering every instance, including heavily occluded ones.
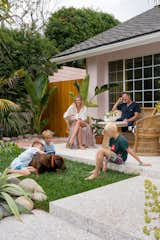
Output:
[53,0,156,22]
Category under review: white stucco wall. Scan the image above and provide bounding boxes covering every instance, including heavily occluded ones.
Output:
[86,41,160,119]
[86,57,99,118]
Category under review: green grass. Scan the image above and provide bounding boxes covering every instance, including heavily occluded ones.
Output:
[0,143,136,211]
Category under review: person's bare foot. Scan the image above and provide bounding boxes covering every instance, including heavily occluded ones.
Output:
[140,162,152,167]
[20,169,31,176]
[85,173,99,180]
[79,145,86,150]
[69,138,74,146]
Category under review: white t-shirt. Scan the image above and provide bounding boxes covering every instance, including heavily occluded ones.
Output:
[10,147,39,169]
[63,104,88,121]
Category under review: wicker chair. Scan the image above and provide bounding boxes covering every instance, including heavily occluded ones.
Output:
[134,113,160,156]
[123,107,157,148]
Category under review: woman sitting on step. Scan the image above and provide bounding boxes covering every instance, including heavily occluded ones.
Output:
[63,95,95,149]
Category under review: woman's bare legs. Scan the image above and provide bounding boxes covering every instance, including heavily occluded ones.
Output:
[85,148,110,180]
[69,120,87,147]
[69,120,80,145]
[78,127,86,149]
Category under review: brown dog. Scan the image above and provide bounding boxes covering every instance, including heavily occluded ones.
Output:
[29,153,66,174]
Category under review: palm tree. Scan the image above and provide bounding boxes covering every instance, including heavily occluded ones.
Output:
[0,69,26,135]
[0,71,20,113]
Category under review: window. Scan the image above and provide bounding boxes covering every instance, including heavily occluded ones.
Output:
[109,53,160,109]
[108,60,123,110]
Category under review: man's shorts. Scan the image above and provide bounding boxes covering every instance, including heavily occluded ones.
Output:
[106,151,124,165]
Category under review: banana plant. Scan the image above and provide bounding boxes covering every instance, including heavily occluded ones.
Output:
[69,74,118,107]
[25,73,57,133]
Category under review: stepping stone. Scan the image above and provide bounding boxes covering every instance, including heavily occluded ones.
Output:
[0,210,102,240]
[50,176,160,240]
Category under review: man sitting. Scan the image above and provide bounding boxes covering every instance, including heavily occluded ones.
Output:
[112,92,140,130]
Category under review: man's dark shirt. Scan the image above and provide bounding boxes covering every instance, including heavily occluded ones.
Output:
[117,101,140,126]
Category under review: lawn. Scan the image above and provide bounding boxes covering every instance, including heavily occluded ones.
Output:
[0,143,136,211]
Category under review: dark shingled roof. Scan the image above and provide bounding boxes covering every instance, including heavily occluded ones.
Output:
[54,7,160,59]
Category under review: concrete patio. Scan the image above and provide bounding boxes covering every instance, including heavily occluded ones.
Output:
[1,142,159,240]
[55,143,160,179]
[50,176,160,240]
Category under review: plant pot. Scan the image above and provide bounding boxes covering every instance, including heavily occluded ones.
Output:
[95,135,103,144]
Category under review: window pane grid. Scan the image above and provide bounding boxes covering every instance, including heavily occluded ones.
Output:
[108,53,160,108]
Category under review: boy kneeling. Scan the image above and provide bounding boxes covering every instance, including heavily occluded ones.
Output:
[86,123,151,180]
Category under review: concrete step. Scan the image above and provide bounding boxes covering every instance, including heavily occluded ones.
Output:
[50,176,160,240]
[0,210,102,240]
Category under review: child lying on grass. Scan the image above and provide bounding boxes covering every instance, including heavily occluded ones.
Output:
[8,140,45,176]
[85,122,151,180]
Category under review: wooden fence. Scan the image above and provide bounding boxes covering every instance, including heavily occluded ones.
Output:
[44,79,81,137]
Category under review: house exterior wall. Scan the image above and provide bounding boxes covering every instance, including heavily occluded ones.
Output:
[86,41,160,118]
[86,57,99,118]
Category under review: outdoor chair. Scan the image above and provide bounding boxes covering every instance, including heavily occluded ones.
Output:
[134,112,160,156]
[123,107,157,148]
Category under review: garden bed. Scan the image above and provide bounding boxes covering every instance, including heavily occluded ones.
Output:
[0,143,136,211]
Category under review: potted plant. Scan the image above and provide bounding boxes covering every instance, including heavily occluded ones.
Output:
[92,118,104,144]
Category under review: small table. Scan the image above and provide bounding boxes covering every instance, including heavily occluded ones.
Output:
[98,121,128,130]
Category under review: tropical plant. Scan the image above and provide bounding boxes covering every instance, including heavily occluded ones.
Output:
[0,27,57,135]
[143,179,160,240]
[0,169,30,221]
[0,69,30,136]
[25,73,57,133]
[0,111,32,136]
[69,75,118,107]
[91,118,104,136]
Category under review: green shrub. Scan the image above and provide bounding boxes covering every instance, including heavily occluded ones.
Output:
[143,179,160,240]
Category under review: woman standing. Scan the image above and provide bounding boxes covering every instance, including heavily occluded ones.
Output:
[63,95,95,149]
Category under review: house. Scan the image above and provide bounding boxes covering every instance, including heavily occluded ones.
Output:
[51,6,160,119]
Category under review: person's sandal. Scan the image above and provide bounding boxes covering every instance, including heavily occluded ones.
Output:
[66,142,71,149]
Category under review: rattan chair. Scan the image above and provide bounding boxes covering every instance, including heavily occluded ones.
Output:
[123,107,157,148]
[134,113,160,156]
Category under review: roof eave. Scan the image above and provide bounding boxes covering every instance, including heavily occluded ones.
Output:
[51,31,160,64]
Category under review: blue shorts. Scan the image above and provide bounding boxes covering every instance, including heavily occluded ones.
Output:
[46,152,55,155]
[15,164,26,170]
